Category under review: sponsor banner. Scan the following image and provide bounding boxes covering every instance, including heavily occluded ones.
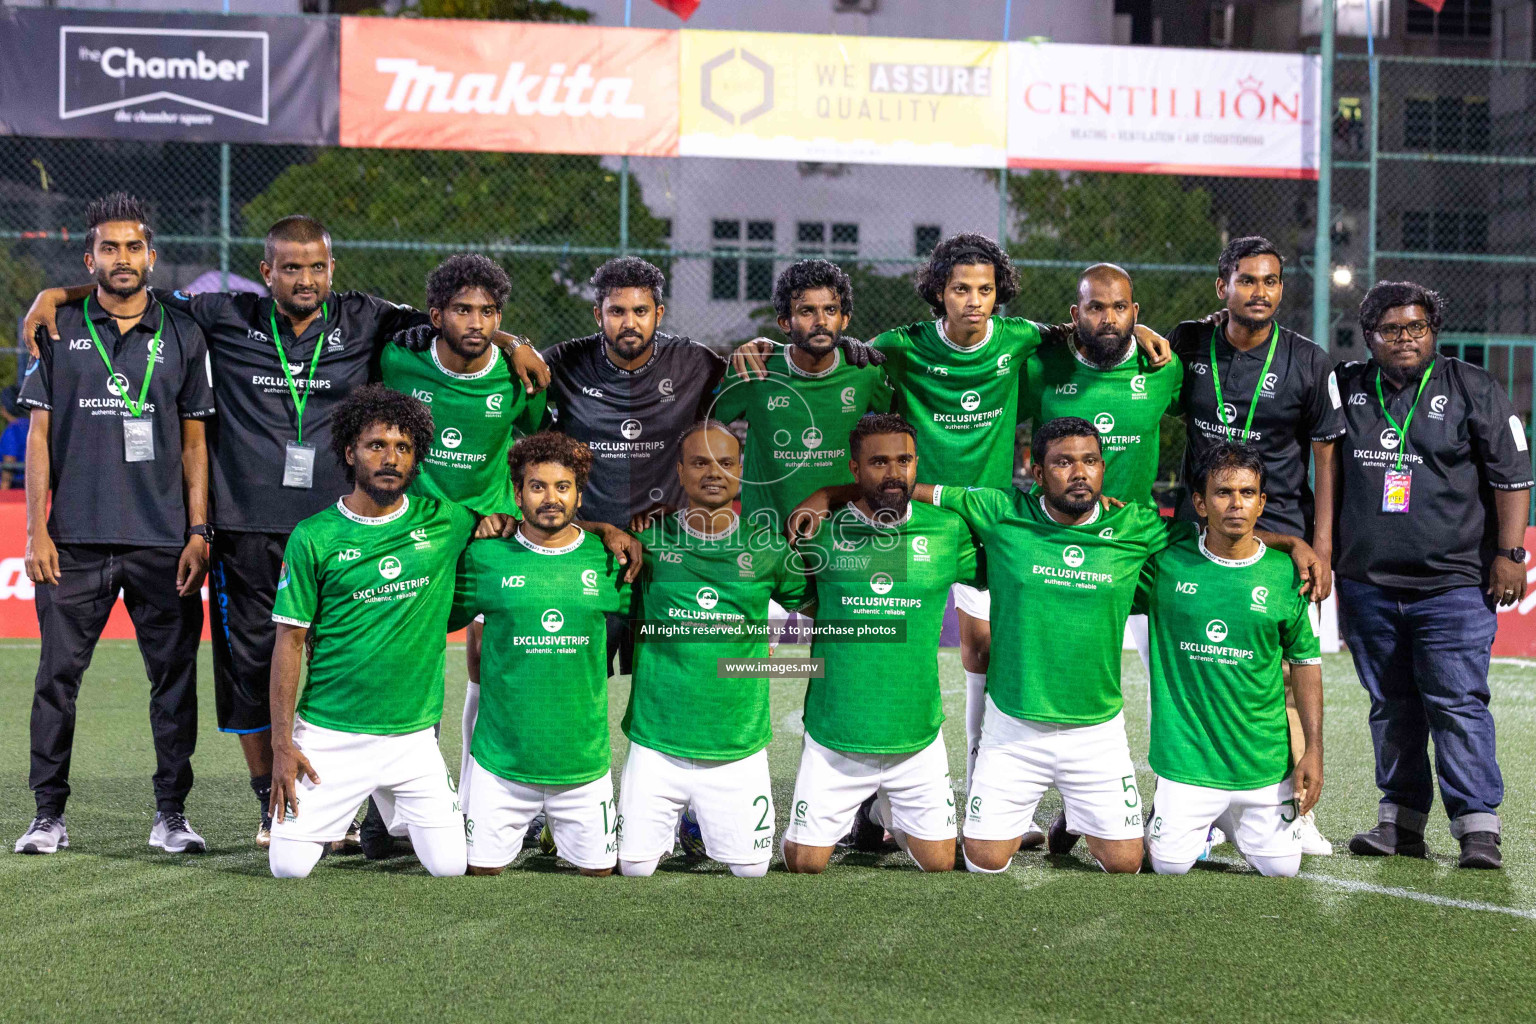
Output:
[679,29,1007,168]
[1006,42,1320,179]
[0,8,338,144]
[340,17,678,156]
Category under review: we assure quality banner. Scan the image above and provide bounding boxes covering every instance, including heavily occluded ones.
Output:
[0,8,339,145]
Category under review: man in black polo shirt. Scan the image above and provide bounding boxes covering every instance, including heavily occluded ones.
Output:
[1332,281,1532,870]
[23,216,551,846]
[13,194,215,856]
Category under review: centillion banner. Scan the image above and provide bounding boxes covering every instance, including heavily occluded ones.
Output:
[679,29,1008,168]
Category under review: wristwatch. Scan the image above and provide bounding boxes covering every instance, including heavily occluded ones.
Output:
[1500,547,1527,563]
[188,524,214,542]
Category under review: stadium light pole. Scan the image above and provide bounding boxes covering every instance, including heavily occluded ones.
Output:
[996,0,1013,302]
[1312,0,1335,353]
[219,0,230,289]
[618,0,633,254]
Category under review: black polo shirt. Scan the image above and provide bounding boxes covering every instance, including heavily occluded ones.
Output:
[155,288,429,534]
[1169,320,1346,538]
[542,332,726,526]
[1334,355,1534,592]
[18,293,216,548]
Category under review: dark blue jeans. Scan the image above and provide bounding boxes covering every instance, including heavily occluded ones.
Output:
[1337,578,1503,837]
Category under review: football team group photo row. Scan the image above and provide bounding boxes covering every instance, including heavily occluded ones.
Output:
[11,192,1526,878]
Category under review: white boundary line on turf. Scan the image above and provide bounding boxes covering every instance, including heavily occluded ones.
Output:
[1210,856,1536,920]
[1492,657,1536,668]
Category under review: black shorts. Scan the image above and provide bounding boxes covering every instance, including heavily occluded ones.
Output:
[208,530,288,733]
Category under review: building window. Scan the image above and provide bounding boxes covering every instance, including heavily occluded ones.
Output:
[1403,96,1489,152]
[1402,210,1488,253]
[796,221,860,261]
[1407,0,1492,39]
[914,225,942,257]
[711,219,776,302]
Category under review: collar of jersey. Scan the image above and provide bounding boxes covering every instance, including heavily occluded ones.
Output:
[936,317,993,353]
[675,508,740,542]
[847,501,912,530]
[515,525,587,555]
[84,292,160,331]
[1198,528,1266,568]
[1069,338,1138,372]
[430,338,500,381]
[784,346,842,379]
[1037,494,1102,526]
[602,341,659,377]
[336,494,410,526]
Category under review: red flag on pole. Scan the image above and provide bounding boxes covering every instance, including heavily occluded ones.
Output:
[651,0,701,18]
[1412,0,1446,12]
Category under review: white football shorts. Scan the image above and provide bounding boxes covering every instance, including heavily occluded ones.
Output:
[618,743,775,866]
[463,756,616,870]
[951,582,991,621]
[1148,776,1303,868]
[783,731,956,847]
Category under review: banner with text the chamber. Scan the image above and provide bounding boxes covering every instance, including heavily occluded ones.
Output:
[1007,41,1321,179]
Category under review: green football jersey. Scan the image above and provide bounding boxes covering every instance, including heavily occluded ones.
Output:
[797,501,981,754]
[711,347,893,529]
[1020,343,1183,506]
[380,342,547,515]
[450,528,630,786]
[873,317,1044,489]
[273,495,477,735]
[625,512,810,760]
[934,485,1170,725]
[1136,524,1321,790]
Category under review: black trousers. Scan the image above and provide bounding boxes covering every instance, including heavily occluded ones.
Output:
[31,544,202,816]
[207,530,287,733]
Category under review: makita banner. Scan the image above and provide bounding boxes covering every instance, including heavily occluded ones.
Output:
[339,17,679,156]
[0,8,339,145]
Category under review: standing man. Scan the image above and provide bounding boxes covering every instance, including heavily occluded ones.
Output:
[14,194,215,856]
[1139,443,1323,877]
[1160,236,1345,854]
[267,385,483,879]
[451,433,630,877]
[781,414,981,874]
[1332,282,1532,870]
[22,218,549,846]
[620,421,808,878]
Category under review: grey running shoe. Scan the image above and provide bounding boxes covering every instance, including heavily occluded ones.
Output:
[524,812,548,850]
[149,811,207,853]
[1019,819,1046,851]
[15,815,68,855]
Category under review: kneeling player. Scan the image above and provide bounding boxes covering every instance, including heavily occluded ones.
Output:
[451,433,629,877]
[268,386,484,879]
[620,421,808,877]
[782,415,980,873]
[1139,443,1322,877]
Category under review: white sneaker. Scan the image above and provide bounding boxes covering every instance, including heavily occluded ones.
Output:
[1197,825,1226,862]
[1297,810,1334,856]
[15,814,68,854]
[1020,819,1046,850]
[149,811,207,853]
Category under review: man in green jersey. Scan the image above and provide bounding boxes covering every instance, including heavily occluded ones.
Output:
[451,433,629,877]
[782,414,981,874]
[909,418,1320,873]
[619,421,809,878]
[1138,443,1322,877]
[711,260,893,535]
[268,385,501,878]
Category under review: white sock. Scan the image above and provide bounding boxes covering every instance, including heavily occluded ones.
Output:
[1150,856,1194,876]
[729,861,770,878]
[1247,852,1301,878]
[408,823,467,877]
[621,857,661,877]
[963,851,1009,874]
[269,837,325,878]
[963,671,986,786]
[460,681,480,809]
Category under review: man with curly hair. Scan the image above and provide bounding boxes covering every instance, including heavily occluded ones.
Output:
[450,431,631,876]
[266,384,500,878]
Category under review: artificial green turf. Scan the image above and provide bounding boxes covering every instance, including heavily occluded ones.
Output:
[1,641,1532,1022]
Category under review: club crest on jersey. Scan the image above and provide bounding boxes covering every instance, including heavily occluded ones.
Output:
[1380,427,1401,451]
[995,353,1011,376]
[581,568,599,595]
[378,556,402,581]
[870,572,894,595]
[960,390,981,412]
[1098,527,1114,539]
[841,386,857,411]
[802,426,823,450]
[911,535,930,561]
[486,394,503,417]
[325,329,344,353]
[1130,374,1147,397]
[697,586,720,610]
[658,377,675,400]
[441,427,463,449]
[1093,412,1115,434]
[1429,394,1447,420]
[1251,585,1269,612]
[337,548,361,563]
[621,418,643,440]
[411,527,431,550]
[736,552,754,577]
[1206,619,1229,643]
[1261,372,1279,396]
[1062,545,1086,568]
[541,608,565,633]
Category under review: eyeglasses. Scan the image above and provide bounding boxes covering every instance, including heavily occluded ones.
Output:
[1374,320,1432,342]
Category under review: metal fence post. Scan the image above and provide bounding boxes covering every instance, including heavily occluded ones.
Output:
[1365,2,1379,289]
[1312,0,1335,352]
[219,143,231,290]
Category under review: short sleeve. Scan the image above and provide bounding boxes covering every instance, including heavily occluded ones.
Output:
[1165,320,1206,361]
[1132,555,1159,616]
[16,348,52,412]
[1000,317,1044,362]
[513,389,549,438]
[954,524,984,590]
[1465,368,1536,490]
[1162,354,1185,414]
[176,323,217,418]
[693,348,729,420]
[1279,577,1323,666]
[1301,348,1346,443]
[711,377,749,423]
[930,484,1010,538]
[353,292,431,352]
[867,369,894,413]
[448,548,481,633]
[272,529,320,628]
[1138,506,1179,558]
[771,545,811,610]
[1017,353,1044,425]
[609,559,634,614]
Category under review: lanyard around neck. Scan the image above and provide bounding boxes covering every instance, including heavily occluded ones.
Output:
[83,294,162,419]
[269,302,329,445]
[1374,359,1436,472]
[1209,322,1278,443]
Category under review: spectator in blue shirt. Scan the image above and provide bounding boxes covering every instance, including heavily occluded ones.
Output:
[0,385,26,489]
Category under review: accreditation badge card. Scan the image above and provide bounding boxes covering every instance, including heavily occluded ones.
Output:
[283,441,316,489]
[1382,469,1412,513]
[123,417,155,463]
